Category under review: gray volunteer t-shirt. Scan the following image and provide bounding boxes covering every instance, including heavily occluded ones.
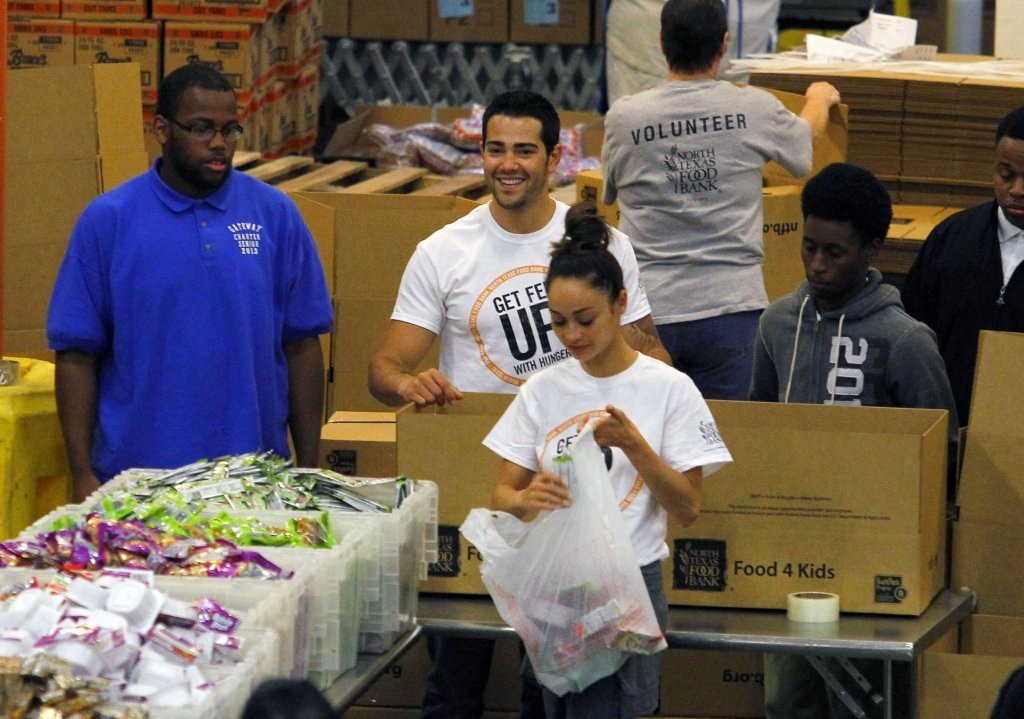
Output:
[602,80,811,324]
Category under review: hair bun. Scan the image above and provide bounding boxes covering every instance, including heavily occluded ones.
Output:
[561,202,610,253]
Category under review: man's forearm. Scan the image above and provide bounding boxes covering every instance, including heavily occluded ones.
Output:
[624,317,672,365]
[285,336,326,467]
[55,350,100,497]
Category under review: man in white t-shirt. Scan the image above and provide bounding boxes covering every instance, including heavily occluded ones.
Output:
[367,89,669,719]
[369,91,667,410]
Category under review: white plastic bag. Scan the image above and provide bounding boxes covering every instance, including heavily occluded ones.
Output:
[461,425,666,696]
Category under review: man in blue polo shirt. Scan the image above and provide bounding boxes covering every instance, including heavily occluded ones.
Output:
[47,64,333,502]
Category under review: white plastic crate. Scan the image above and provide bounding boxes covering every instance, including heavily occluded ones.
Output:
[154,576,306,679]
[0,568,278,719]
[146,626,279,719]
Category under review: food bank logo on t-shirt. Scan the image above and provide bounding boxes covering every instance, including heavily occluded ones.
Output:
[664,146,718,195]
[469,265,572,385]
[227,221,263,255]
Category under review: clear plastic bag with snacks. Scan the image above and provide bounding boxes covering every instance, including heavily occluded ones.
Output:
[461,425,666,696]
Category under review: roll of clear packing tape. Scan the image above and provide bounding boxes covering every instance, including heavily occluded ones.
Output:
[787,591,840,622]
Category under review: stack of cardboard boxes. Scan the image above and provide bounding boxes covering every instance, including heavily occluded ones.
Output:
[748,61,1022,209]
[6,0,323,158]
[324,0,604,46]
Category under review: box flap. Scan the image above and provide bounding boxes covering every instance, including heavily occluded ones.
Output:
[92,62,146,155]
[327,410,396,424]
[967,331,1024,435]
[396,391,514,419]
[957,431,1024,523]
[290,192,338,297]
[761,86,849,186]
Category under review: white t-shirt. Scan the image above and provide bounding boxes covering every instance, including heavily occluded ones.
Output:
[391,201,652,392]
[483,354,733,565]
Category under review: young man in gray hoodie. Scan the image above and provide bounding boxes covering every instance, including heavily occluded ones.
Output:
[749,162,958,719]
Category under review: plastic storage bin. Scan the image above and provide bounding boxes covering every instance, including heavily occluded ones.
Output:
[0,567,279,719]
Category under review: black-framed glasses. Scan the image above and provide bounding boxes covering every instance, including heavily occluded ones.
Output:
[165,116,244,142]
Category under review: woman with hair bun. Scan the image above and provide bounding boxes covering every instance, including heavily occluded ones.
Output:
[483,202,734,719]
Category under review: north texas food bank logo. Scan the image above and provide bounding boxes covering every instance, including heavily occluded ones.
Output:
[469,265,572,386]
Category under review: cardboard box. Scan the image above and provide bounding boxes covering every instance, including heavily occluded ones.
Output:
[918,614,1024,718]
[349,0,428,40]
[430,0,508,43]
[667,400,948,615]
[6,0,59,17]
[162,21,260,107]
[74,20,162,104]
[950,330,1024,615]
[276,0,321,80]
[396,396,949,613]
[396,392,513,594]
[659,650,764,718]
[319,411,397,477]
[151,0,268,23]
[8,18,75,69]
[321,0,348,37]
[60,0,146,19]
[509,0,593,44]
[290,192,478,413]
[3,63,149,357]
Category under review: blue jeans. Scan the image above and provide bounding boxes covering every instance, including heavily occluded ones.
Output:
[525,561,668,719]
[655,310,762,400]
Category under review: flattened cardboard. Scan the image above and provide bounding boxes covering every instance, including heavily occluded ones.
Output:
[951,521,1024,616]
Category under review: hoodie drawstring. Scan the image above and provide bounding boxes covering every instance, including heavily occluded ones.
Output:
[783,294,810,403]
[829,314,846,404]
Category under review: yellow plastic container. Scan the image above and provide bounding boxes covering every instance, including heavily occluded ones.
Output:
[0,357,71,540]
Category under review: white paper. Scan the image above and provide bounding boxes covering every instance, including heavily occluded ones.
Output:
[842,11,919,53]
[806,34,887,63]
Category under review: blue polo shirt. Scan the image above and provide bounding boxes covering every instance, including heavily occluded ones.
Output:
[47,161,333,480]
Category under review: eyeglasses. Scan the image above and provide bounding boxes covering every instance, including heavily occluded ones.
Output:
[166,116,244,142]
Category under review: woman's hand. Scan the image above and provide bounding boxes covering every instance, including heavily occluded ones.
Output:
[592,404,643,452]
[520,471,572,512]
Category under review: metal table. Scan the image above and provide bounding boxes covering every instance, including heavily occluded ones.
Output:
[324,625,422,713]
[417,587,975,718]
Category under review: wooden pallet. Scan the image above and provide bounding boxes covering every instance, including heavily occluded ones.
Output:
[232,152,487,198]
